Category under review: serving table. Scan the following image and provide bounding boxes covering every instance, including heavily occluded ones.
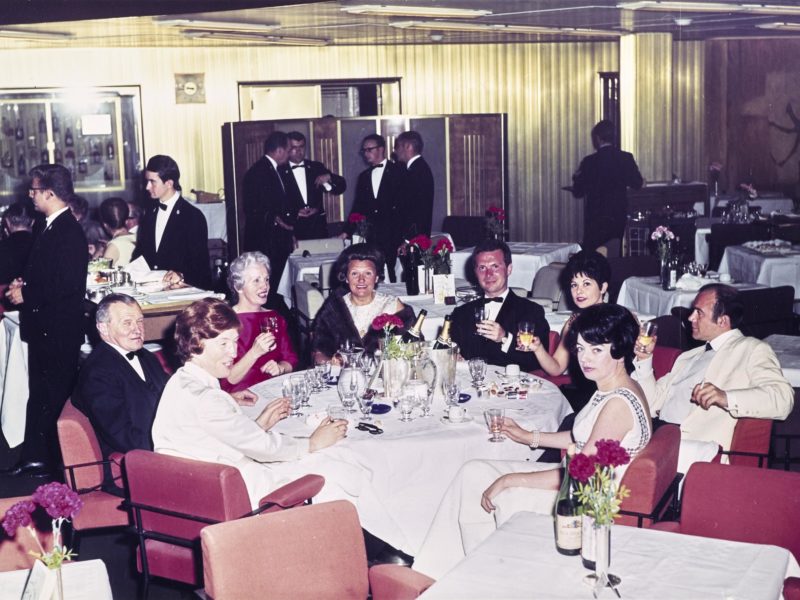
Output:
[243,363,572,555]
[420,511,800,599]
[719,244,800,298]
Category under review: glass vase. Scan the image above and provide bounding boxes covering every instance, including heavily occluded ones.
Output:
[382,358,410,407]
[581,518,620,596]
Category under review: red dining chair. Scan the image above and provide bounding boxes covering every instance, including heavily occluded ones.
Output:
[56,399,130,551]
[716,417,773,468]
[616,424,681,528]
[0,497,54,572]
[652,345,681,379]
[532,331,572,386]
[124,449,324,597]
[201,499,425,600]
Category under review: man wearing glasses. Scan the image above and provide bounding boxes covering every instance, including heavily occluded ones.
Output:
[344,134,404,281]
[4,164,87,478]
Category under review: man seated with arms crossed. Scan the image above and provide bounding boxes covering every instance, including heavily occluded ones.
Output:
[633,283,793,470]
[450,239,550,370]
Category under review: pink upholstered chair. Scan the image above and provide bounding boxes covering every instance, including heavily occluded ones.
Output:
[616,423,681,528]
[201,499,422,600]
[0,497,54,572]
[651,345,681,379]
[56,399,130,549]
[124,449,324,597]
[719,418,773,468]
[370,564,435,600]
[532,331,572,386]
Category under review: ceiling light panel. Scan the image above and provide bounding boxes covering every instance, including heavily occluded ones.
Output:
[341,4,492,18]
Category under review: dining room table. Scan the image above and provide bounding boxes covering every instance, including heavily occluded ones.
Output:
[719,242,800,299]
[450,242,581,291]
[241,361,572,556]
[419,511,800,599]
[765,334,800,388]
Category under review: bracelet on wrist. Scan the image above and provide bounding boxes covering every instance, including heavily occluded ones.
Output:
[529,429,540,449]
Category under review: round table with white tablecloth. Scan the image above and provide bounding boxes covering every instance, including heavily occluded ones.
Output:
[242,362,572,555]
[719,244,800,300]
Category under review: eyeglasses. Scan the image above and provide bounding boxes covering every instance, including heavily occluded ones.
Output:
[28,187,46,195]
[360,146,381,154]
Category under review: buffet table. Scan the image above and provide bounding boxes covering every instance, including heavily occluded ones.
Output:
[243,363,572,555]
[420,511,800,599]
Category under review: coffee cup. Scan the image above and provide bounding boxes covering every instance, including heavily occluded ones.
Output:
[719,273,731,283]
[506,364,520,378]
[447,405,467,423]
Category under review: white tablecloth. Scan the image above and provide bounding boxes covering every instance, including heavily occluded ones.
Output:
[276,251,341,305]
[0,559,113,600]
[243,363,572,555]
[451,242,581,292]
[0,311,28,448]
[420,511,800,599]
[765,334,800,387]
[617,276,763,317]
[713,194,795,216]
[188,199,227,242]
[719,244,800,298]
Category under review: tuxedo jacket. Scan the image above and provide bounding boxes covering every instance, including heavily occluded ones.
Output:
[634,329,793,451]
[19,210,87,347]
[451,291,550,371]
[349,160,405,249]
[279,160,346,240]
[133,196,211,289]
[571,145,643,242]
[401,156,434,237]
[0,230,34,284]
[73,342,169,458]
[243,156,296,254]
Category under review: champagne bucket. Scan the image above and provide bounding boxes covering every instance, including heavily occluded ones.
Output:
[429,343,458,404]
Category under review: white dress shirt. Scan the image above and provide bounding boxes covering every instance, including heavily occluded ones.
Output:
[45,206,70,230]
[154,191,180,251]
[484,289,514,353]
[371,159,387,198]
[108,342,145,381]
[289,161,308,204]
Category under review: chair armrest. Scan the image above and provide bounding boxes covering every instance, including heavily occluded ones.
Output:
[649,521,681,533]
[256,474,325,513]
[369,565,435,600]
[109,452,125,483]
[784,577,800,600]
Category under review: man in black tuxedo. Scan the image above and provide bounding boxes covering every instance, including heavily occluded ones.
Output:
[345,134,404,282]
[243,131,296,293]
[73,294,169,490]
[451,239,549,371]
[132,155,211,289]
[571,120,643,256]
[4,164,87,477]
[395,130,434,238]
[0,200,35,285]
[280,131,346,240]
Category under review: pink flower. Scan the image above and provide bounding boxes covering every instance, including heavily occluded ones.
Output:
[708,161,722,173]
[487,205,506,221]
[371,313,404,332]
[568,453,597,483]
[594,439,630,468]
[348,213,366,224]
[409,234,432,252]
[31,483,83,520]
[1,500,36,536]
[434,238,453,255]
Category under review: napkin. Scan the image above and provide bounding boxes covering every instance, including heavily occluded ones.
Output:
[126,256,167,283]
[675,274,704,291]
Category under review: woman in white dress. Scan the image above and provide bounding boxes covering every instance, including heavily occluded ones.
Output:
[99,197,136,267]
[414,303,652,579]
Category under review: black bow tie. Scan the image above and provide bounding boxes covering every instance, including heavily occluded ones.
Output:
[370,163,384,171]
[705,342,713,352]
[482,297,503,304]
[126,350,142,361]
[158,203,168,211]
[291,163,305,169]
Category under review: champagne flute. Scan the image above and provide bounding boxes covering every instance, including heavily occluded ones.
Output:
[357,393,374,422]
[468,358,487,387]
[517,321,534,350]
[484,408,505,443]
[636,321,658,354]
[474,304,486,335]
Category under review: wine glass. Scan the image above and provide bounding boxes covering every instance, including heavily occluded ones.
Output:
[445,382,460,408]
[337,367,365,413]
[468,358,487,387]
[473,304,486,335]
[483,408,505,443]
[260,315,278,334]
[517,321,534,350]
[636,321,658,355]
[398,394,416,422]
[288,383,304,418]
[697,263,708,278]
[357,393,374,422]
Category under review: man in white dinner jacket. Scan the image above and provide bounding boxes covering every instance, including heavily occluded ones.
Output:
[633,283,793,465]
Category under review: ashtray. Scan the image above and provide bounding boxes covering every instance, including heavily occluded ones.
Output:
[370,403,391,415]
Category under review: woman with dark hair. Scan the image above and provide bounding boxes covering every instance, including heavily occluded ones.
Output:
[311,243,415,364]
[99,197,135,267]
[414,303,651,579]
[221,251,296,393]
[150,298,409,557]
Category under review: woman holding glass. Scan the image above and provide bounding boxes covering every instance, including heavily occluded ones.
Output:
[414,303,652,579]
[312,243,415,364]
[221,252,297,393]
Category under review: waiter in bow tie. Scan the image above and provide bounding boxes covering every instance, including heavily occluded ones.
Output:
[450,239,550,370]
[279,131,346,241]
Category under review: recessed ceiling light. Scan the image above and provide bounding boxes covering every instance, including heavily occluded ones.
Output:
[153,17,281,33]
[757,21,800,29]
[390,20,622,37]
[341,4,492,18]
[181,30,329,46]
[618,1,800,15]
[674,17,693,26]
[0,28,74,41]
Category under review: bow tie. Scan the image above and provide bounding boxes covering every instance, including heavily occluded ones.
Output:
[291,163,305,169]
[125,350,142,361]
[705,342,713,352]
[370,163,384,171]
[157,203,168,211]
[482,297,503,304]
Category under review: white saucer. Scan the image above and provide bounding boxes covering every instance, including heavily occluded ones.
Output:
[440,414,474,425]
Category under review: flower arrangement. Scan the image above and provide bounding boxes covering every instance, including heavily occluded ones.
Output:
[400,234,435,268]
[348,212,370,239]
[2,482,83,570]
[432,238,454,275]
[485,205,506,240]
[650,225,676,262]
[371,313,408,359]
[567,439,631,526]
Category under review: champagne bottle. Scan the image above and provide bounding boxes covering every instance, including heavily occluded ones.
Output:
[401,309,427,343]
[432,315,454,350]
[554,444,582,556]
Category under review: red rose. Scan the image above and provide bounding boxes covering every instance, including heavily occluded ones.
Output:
[434,238,453,255]
[371,313,403,332]
[594,439,630,468]
[410,234,432,251]
[349,213,366,224]
[567,453,597,483]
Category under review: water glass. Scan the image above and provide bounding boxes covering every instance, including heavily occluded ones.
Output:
[288,385,304,418]
[327,404,347,422]
[473,305,486,334]
[636,321,658,354]
[445,382,460,407]
[517,321,534,350]
[261,315,278,334]
[337,368,365,413]
[357,394,374,421]
[398,394,416,422]
[468,358,487,386]
[484,408,505,442]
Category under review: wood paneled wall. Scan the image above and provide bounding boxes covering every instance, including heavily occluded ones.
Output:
[0,38,705,242]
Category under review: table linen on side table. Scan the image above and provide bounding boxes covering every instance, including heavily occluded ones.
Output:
[0,559,113,600]
[419,512,800,600]
[765,334,800,387]
[243,363,572,555]
[719,245,800,298]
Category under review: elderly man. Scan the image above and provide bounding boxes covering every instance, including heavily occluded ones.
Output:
[450,239,549,370]
[4,164,87,477]
[634,283,793,458]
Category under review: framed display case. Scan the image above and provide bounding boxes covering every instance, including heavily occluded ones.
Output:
[0,86,143,196]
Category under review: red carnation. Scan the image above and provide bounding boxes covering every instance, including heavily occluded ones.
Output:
[371,313,404,332]
[487,205,506,221]
[434,238,453,255]
[348,213,366,223]
[410,234,432,251]
[568,453,597,483]
[594,439,630,469]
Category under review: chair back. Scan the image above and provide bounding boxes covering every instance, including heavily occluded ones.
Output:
[57,399,105,491]
[738,286,795,339]
[727,417,773,467]
[680,462,800,562]
[202,500,369,600]
[529,263,565,311]
[293,238,344,255]
[652,345,682,379]
[617,424,681,527]
[318,260,336,296]
[441,216,485,249]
